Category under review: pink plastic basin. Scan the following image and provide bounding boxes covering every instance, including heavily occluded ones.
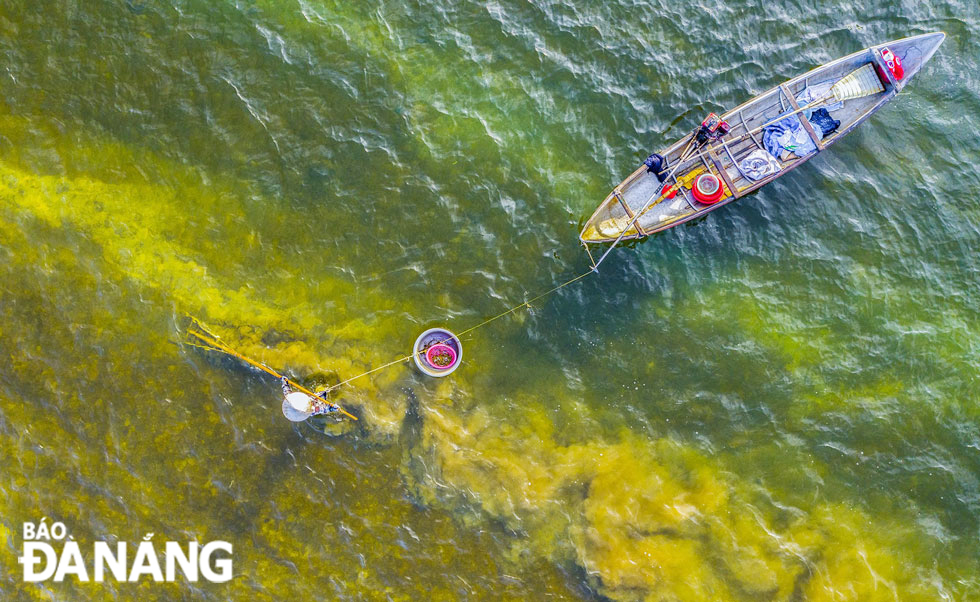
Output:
[425,344,457,370]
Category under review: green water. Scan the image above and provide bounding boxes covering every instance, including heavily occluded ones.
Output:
[1,1,979,600]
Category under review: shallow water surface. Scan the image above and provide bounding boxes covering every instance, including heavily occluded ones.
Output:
[1,1,979,600]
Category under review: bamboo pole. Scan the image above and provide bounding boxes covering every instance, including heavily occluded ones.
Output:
[724,92,835,146]
[187,329,358,421]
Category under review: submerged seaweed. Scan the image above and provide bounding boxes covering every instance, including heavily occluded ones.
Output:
[2,0,979,601]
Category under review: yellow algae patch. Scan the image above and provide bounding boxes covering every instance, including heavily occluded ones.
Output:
[0,155,416,432]
[407,395,948,601]
[575,442,734,600]
[417,404,565,518]
[575,439,803,601]
[584,439,728,540]
[783,503,933,602]
[412,405,742,599]
[793,378,905,420]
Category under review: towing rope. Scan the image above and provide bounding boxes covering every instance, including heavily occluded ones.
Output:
[325,267,596,395]
[186,267,597,417]
[187,135,711,418]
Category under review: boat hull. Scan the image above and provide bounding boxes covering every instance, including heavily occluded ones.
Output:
[580,32,945,244]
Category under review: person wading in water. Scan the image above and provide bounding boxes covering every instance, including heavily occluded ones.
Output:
[280,376,340,422]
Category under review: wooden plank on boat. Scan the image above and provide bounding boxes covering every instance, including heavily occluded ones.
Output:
[780,83,824,150]
[614,190,647,236]
[706,146,740,198]
[614,189,634,218]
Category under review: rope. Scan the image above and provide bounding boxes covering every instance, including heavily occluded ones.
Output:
[190,134,714,412]
[321,266,596,394]
[325,353,414,391]
[186,265,597,414]
[455,269,594,339]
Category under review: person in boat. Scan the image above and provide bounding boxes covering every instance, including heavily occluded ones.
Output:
[280,376,339,422]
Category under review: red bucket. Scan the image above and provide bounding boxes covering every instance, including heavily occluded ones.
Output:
[691,173,724,204]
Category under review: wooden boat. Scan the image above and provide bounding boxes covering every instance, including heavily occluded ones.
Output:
[580,32,945,246]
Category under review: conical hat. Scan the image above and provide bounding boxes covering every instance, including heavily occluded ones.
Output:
[831,63,885,102]
[286,391,313,412]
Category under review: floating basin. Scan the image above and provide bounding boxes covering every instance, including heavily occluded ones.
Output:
[413,328,462,377]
